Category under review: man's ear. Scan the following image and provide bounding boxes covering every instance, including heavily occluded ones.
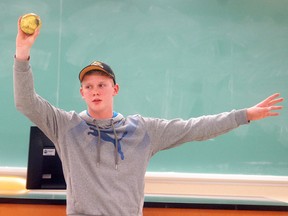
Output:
[80,87,84,98]
[113,84,119,96]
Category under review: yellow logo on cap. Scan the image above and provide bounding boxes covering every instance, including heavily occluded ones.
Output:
[91,61,104,68]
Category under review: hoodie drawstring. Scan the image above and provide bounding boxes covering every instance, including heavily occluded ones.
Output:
[112,123,119,170]
[96,125,101,167]
[94,121,119,170]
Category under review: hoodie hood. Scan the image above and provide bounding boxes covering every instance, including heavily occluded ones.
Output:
[79,110,125,169]
[79,110,124,128]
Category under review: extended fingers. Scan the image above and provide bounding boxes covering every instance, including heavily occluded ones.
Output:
[248,94,284,121]
[266,106,283,117]
[269,105,283,111]
[267,112,280,117]
[258,93,283,107]
[268,97,284,106]
[268,93,281,100]
[264,93,281,102]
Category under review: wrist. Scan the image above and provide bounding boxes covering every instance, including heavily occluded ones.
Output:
[15,47,31,61]
[246,108,253,122]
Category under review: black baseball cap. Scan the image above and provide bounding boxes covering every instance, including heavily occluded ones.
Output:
[79,61,116,84]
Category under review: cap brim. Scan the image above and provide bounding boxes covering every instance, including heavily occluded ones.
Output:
[79,65,112,82]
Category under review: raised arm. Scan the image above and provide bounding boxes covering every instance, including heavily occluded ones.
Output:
[246,93,284,121]
[14,16,69,146]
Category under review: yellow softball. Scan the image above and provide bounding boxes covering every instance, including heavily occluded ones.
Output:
[20,13,42,35]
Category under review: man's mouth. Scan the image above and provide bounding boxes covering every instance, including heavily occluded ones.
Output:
[93,99,101,103]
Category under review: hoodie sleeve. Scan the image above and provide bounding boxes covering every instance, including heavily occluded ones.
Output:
[142,109,249,155]
[13,58,72,152]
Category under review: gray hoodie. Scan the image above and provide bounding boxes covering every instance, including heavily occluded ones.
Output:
[13,58,249,216]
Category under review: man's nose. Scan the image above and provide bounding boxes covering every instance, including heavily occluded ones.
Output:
[93,89,100,96]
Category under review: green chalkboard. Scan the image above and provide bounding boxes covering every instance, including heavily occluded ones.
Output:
[1,0,288,176]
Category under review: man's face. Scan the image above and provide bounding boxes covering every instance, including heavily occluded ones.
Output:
[80,73,119,119]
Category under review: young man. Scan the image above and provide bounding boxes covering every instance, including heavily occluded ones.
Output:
[14,17,283,216]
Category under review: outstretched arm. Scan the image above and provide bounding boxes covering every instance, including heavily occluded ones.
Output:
[246,93,284,121]
[15,16,40,60]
